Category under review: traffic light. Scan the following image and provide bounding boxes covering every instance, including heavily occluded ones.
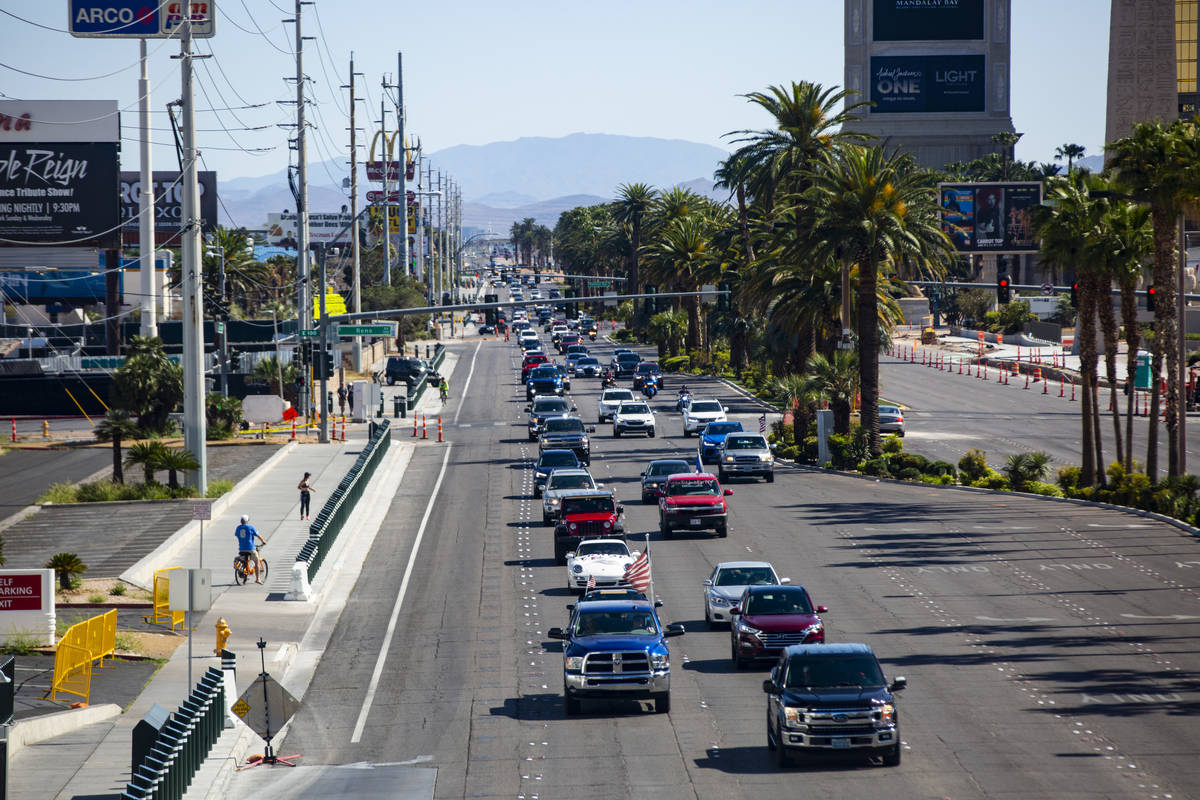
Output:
[342,262,354,287]
[997,274,1011,304]
[644,284,656,316]
[323,349,335,380]
[717,281,731,312]
[1071,282,1079,307]
[228,350,241,372]
[1147,284,1156,312]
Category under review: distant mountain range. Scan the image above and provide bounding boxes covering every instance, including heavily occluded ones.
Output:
[217,133,732,232]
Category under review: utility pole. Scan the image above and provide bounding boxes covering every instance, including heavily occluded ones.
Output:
[290,0,313,418]
[138,38,157,339]
[437,171,444,311]
[347,55,364,370]
[178,15,207,493]
[415,145,425,293]
[380,87,391,286]
[396,52,409,280]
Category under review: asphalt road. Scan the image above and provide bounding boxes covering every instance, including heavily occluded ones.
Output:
[880,350,1200,476]
[267,328,1200,799]
[0,447,110,518]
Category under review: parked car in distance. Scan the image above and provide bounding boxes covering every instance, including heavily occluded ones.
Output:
[658,472,731,538]
[703,561,788,628]
[542,468,599,525]
[879,405,905,437]
[383,357,429,385]
[763,643,905,767]
[717,433,775,483]
[533,449,582,497]
[478,324,495,335]
[730,584,826,668]
[640,458,694,504]
[565,539,639,593]
[613,401,655,438]
[682,399,727,436]
[698,420,745,464]
[597,388,635,423]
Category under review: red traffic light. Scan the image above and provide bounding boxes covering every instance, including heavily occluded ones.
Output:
[999,278,1009,288]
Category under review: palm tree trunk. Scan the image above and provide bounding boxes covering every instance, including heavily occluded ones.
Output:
[1147,208,1179,479]
[1096,275,1123,467]
[685,295,701,353]
[1120,278,1140,472]
[856,257,881,456]
[630,218,643,330]
[111,436,124,484]
[1078,278,1098,485]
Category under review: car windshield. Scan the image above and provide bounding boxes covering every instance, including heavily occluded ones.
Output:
[530,367,558,379]
[602,390,634,401]
[690,401,722,413]
[715,566,777,586]
[620,404,650,415]
[574,611,658,637]
[879,406,900,416]
[784,655,885,689]
[725,436,767,450]
[524,356,547,365]
[567,346,587,353]
[704,422,742,436]
[583,588,645,601]
[617,354,641,363]
[533,399,568,413]
[636,363,660,374]
[561,496,614,514]
[667,478,719,496]
[578,358,599,366]
[576,542,629,557]
[548,474,594,491]
[538,451,579,468]
[747,590,813,615]
[544,418,584,433]
[647,460,691,476]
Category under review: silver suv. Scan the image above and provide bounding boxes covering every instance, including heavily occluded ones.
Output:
[717,433,775,483]
[542,468,599,525]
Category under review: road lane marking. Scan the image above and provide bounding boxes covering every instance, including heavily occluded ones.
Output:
[349,443,454,743]
[453,341,482,425]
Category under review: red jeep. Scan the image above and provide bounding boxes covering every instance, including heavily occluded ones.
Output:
[554,490,625,564]
[659,473,731,538]
[521,353,549,382]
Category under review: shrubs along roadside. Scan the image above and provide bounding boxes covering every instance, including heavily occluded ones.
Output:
[37,478,234,504]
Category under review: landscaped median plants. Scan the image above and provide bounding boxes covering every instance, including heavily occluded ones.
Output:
[37,477,233,504]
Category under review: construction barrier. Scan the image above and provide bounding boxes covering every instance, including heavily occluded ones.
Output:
[144,567,186,631]
[46,609,117,702]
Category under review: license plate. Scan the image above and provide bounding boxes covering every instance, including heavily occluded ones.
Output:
[831,738,851,749]
[690,518,702,526]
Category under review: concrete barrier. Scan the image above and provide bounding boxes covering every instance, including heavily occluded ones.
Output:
[9,703,121,756]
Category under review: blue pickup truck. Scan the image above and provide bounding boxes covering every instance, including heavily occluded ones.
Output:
[549,599,685,715]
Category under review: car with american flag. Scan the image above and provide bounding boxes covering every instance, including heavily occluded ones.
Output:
[565,539,640,593]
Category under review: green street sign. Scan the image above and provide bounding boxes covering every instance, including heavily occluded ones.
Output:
[587,280,612,288]
[337,324,396,337]
[298,329,320,338]
[215,321,225,334]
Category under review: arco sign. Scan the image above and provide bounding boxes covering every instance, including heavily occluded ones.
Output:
[69,1,216,38]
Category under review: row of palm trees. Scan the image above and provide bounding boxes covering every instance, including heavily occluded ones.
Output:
[554,80,1197,485]
[510,218,553,267]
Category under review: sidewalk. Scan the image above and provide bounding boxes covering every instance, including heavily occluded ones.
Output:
[8,346,467,800]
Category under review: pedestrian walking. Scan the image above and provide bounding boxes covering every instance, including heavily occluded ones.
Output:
[337,384,347,414]
[298,472,314,520]
[347,387,354,415]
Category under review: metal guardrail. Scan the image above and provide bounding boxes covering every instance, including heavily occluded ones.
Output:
[121,666,225,800]
[295,419,391,581]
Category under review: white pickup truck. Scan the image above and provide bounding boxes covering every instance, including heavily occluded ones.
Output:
[597,388,635,423]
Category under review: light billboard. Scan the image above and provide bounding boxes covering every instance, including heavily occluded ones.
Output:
[870,55,985,113]
[938,182,1041,253]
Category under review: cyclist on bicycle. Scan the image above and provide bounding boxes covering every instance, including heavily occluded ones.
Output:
[235,514,267,584]
[439,376,449,402]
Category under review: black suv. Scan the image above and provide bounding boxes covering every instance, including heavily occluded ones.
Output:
[763,643,906,768]
[384,357,429,385]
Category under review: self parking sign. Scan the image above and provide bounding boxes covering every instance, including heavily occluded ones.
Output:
[69,1,216,38]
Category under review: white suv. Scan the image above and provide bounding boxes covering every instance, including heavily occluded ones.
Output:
[597,388,635,423]
[682,399,728,436]
[613,401,656,438]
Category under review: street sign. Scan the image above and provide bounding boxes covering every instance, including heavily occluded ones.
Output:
[365,190,400,203]
[69,0,217,38]
[603,291,617,308]
[1041,283,1054,295]
[214,321,225,334]
[191,501,211,521]
[587,280,612,288]
[701,283,718,304]
[234,674,300,744]
[298,329,319,338]
[337,324,397,337]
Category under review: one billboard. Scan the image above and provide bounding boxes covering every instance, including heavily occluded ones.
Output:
[0,100,119,143]
[870,55,985,113]
[873,0,984,42]
[68,0,216,38]
[266,212,354,246]
[119,171,217,245]
[0,142,121,248]
[938,182,1042,253]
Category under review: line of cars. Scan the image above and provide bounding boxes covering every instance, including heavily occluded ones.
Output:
[511,328,906,765]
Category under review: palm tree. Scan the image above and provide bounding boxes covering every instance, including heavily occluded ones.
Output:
[714,153,758,372]
[644,215,714,352]
[1054,143,1086,175]
[45,552,88,592]
[94,409,140,484]
[1002,451,1052,492]
[611,183,658,327]
[1108,120,1200,478]
[803,145,954,456]
[158,448,201,490]
[647,309,687,357]
[990,132,1023,180]
[797,351,858,434]
[124,440,168,484]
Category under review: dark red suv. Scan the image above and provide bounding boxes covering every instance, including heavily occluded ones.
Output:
[521,353,549,382]
[730,585,826,668]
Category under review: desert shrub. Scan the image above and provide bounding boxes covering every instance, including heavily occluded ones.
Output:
[860,458,892,478]
[958,449,989,484]
[929,460,957,479]
[881,435,903,455]
[1056,465,1082,491]
[970,469,1009,490]
[1026,481,1064,497]
[897,467,923,481]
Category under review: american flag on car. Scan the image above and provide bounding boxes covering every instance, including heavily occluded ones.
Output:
[623,550,651,594]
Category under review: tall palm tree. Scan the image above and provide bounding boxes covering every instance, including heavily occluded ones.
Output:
[803,145,954,456]
[644,216,714,352]
[1055,143,1087,175]
[714,153,759,372]
[1108,120,1200,479]
[991,132,1023,180]
[94,409,140,484]
[611,183,658,327]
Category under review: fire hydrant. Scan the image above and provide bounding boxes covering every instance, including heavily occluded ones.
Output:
[214,617,231,655]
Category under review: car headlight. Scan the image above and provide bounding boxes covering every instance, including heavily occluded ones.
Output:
[724,455,734,463]
[708,594,730,606]
[736,619,761,636]
[650,652,669,670]
[760,454,773,462]
[565,656,584,671]
[572,564,583,573]
[581,436,589,445]
[568,522,577,531]
[647,482,659,489]
[548,498,560,506]
[602,520,612,529]
[877,703,896,724]
[801,623,825,643]
[783,706,805,728]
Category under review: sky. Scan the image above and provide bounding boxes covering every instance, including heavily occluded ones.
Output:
[0,0,1110,187]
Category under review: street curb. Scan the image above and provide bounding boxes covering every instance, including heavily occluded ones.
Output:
[782,461,1200,539]
[9,704,121,757]
[119,441,298,590]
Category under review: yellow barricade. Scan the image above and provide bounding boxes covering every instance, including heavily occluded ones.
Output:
[46,610,116,701]
[143,567,185,630]
[86,609,117,668]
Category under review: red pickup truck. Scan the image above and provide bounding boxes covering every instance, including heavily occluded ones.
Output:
[658,473,732,538]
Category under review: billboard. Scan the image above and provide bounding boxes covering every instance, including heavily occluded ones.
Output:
[870,55,985,113]
[0,142,121,248]
[873,0,984,41]
[0,270,119,304]
[266,212,354,246]
[939,182,1042,253]
[120,171,217,244]
[68,0,216,38]
[0,100,119,143]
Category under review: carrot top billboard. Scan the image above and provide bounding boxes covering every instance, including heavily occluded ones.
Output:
[938,182,1041,253]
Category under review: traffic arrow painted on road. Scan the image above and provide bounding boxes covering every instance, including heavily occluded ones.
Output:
[1119,614,1200,621]
[975,616,1055,623]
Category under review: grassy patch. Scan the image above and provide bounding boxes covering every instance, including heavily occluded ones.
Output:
[1,632,42,655]
[114,631,138,652]
[37,480,209,504]
[206,479,234,498]
[88,593,105,604]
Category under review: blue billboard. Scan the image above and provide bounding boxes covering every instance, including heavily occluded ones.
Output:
[0,271,119,304]
[869,55,985,113]
[874,0,985,42]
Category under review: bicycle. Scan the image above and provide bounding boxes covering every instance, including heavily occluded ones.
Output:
[234,546,269,585]
[439,385,449,403]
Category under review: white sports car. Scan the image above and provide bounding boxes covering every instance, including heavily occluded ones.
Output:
[566,539,638,593]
